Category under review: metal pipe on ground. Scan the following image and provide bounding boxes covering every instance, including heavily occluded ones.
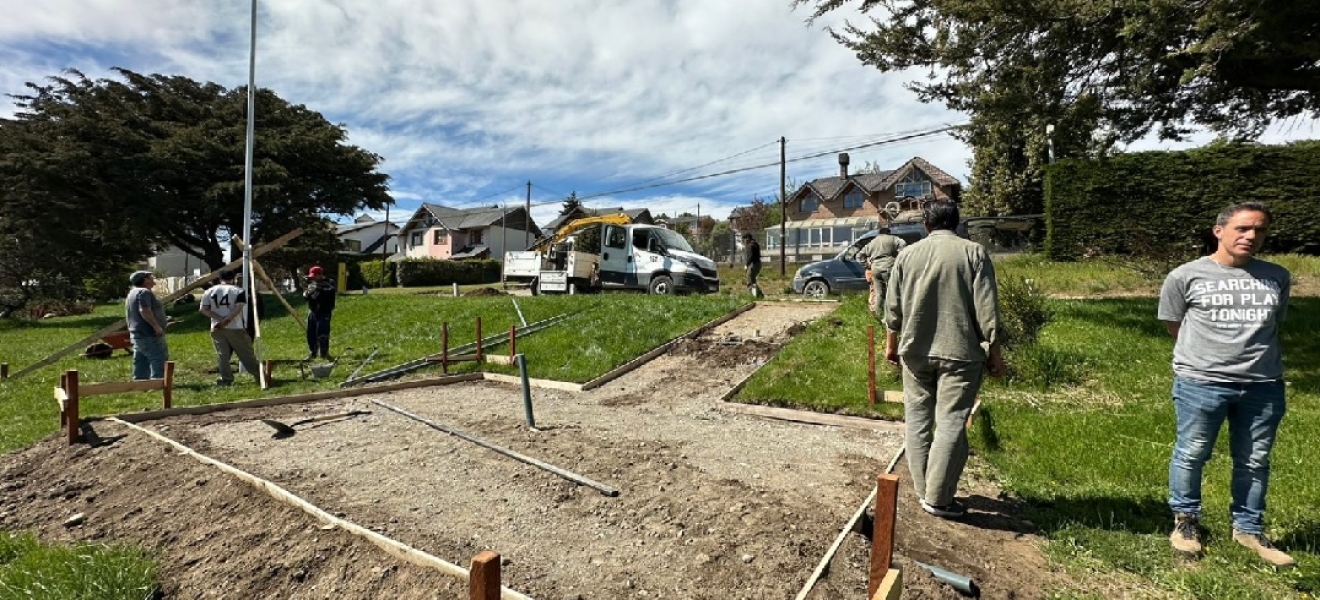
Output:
[373,400,619,497]
[914,561,979,597]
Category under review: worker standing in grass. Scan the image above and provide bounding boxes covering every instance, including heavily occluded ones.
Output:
[884,200,1003,519]
[857,226,906,318]
[1159,202,1294,568]
[200,269,259,386]
[303,265,337,361]
[126,271,170,380]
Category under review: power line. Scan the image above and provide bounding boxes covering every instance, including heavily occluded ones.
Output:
[576,124,963,201]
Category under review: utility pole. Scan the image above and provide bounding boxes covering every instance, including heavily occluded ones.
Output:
[779,136,787,276]
[525,181,532,250]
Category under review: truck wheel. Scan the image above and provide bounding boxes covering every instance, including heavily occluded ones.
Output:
[648,275,675,295]
[803,279,830,298]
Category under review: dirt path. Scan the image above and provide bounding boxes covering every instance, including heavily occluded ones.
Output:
[1,302,1073,599]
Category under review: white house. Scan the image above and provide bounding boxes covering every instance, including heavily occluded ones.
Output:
[336,214,401,257]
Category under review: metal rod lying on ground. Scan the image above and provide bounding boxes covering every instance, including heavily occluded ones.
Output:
[511,298,527,328]
[373,400,618,497]
[345,346,380,383]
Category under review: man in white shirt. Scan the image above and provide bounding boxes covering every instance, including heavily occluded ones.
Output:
[200,270,260,386]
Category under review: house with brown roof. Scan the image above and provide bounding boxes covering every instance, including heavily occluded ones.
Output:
[770,154,962,262]
[395,203,541,261]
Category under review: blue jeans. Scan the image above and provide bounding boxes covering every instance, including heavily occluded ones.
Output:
[1168,376,1286,535]
[131,334,169,380]
[306,313,333,356]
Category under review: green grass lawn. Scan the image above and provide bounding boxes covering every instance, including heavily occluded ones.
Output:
[0,532,156,600]
[0,292,745,455]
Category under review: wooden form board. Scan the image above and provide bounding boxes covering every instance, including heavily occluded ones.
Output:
[868,474,900,598]
[871,569,903,600]
[580,301,755,391]
[109,418,534,600]
[482,372,584,392]
[8,229,303,381]
[717,402,904,433]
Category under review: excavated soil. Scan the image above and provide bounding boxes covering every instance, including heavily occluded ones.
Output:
[1,302,1070,599]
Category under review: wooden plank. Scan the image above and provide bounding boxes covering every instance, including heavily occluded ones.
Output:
[484,355,516,366]
[868,325,877,405]
[163,361,175,408]
[1,362,8,380]
[232,236,305,331]
[469,550,501,600]
[882,390,904,404]
[868,474,900,598]
[872,569,903,600]
[54,387,69,402]
[108,418,534,600]
[9,228,303,381]
[113,372,483,423]
[482,372,584,392]
[580,301,756,391]
[717,402,903,432]
[79,380,165,397]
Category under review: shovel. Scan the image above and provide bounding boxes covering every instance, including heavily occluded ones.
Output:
[261,410,371,438]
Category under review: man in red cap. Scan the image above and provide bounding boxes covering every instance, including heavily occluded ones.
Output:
[302,265,337,360]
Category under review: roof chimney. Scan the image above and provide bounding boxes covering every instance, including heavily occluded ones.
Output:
[838,153,850,179]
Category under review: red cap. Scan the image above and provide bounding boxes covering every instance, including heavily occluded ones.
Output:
[308,266,324,278]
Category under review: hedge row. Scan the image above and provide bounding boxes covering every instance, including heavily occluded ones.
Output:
[1045,141,1320,261]
[356,258,502,288]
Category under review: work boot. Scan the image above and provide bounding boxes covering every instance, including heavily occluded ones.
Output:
[1232,530,1296,568]
[919,499,967,519]
[1169,513,1202,555]
[305,351,317,361]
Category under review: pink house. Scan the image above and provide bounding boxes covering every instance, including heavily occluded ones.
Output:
[396,203,541,261]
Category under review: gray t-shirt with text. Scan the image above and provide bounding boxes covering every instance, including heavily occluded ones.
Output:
[1158,257,1290,382]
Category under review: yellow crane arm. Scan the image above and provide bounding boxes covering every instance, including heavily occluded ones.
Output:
[528,213,631,251]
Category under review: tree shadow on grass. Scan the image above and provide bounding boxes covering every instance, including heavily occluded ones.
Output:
[1280,297,1320,391]
[1056,297,1168,340]
[1020,494,1172,537]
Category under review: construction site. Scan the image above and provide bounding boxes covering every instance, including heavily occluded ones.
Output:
[0,301,1065,599]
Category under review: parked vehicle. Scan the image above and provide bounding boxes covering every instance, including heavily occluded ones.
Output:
[504,215,720,295]
[791,221,928,298]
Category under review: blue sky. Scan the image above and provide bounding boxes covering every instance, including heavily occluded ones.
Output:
[4,0,1317,229]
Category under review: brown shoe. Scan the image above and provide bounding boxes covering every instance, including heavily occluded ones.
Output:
[1232,530,1296,568]
[1169,513,1202,555]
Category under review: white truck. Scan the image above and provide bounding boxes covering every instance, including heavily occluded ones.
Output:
[504,215,721,295]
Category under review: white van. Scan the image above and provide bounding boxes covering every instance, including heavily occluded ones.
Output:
[504,223,720,295]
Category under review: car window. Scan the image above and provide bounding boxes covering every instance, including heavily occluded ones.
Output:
[842,237,871,261]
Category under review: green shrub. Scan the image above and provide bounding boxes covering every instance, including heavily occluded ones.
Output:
[1005,343,1083,389]
[998,274,1053,348]
[359,261,396,288]
[395,259,501,287]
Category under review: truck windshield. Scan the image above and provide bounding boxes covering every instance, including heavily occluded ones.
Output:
[652,228,695,253]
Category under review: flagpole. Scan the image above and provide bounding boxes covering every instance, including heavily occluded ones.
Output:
[243,0,266,388]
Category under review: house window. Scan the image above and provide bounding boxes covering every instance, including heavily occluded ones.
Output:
[410,232,422,247]
[895,171,932,199]
[844,188,864,209]
[801,193,819,213]
[342,239,362,252]
[765,229,780,249]
[470,230,483,244]
[433,230,448,245]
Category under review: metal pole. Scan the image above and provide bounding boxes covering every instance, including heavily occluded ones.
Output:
[779,136,787,276]
[242,0,265,388]
[516,354,536,429]
[525,181,532,250]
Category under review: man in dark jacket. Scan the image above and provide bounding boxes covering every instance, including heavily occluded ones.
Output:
[743,234,762,298]
[303,265,337,360]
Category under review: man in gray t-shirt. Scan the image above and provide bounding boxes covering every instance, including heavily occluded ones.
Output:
[125,271,169,380]
[1157,202,1294,568]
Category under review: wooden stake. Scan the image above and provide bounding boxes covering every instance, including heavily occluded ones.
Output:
[232,236,305,331]
[868,474,900,599]
[442,322,450,374]
[1,362,8,380]
[475,317,483,364]
[162,361,175,409]
[469,550,501,600]
[65,370,80,445]
[868,325,877,406]
[508,325,516,359]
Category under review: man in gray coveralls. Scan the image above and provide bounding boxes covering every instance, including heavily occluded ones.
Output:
[884,199,1004,519]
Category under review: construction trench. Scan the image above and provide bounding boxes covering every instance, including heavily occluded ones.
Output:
[0,302,1062,599]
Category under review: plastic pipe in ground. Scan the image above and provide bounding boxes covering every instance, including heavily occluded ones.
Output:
[516,354,536,429]
[914,561,980,597]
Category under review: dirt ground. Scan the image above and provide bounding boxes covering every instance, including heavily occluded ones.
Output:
[1,302,1070,599]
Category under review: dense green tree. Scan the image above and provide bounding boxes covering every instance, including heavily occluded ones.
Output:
[1,68,391,271]
[559,192,583,216]
[794,0,1320,215]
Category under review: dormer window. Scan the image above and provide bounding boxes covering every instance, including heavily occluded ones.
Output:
[801,192,819,213]
[895,171,932,198]
[844,188,864,209]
